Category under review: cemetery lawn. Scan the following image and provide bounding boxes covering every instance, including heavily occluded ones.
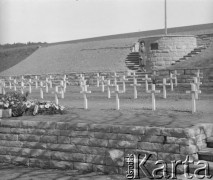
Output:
[8,85,213,128]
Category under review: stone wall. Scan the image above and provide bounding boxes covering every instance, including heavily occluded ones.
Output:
[139,35,197,69]
[0,119,212,175]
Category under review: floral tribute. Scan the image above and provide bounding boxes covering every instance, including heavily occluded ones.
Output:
[0,91,66,117]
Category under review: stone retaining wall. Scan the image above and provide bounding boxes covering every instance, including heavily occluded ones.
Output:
[0,119,212,175]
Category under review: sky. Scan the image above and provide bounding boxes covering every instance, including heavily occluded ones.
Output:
[0,0,213,44]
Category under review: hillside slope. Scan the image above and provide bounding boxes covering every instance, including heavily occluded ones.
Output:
[0,46,38,73]
[0,38,137,76]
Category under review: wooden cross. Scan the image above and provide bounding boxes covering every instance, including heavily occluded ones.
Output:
[130,72,141,99]
[142,74,151,92]
[80,80,91,110]
[120,75,128,93]
[186,83,201,113]
[111,85,124,110]
[147,84,160,111]
[192,77,202,100]
[159,78,170,99]
[173,70,180,86]
[167,73,175,91]
[99,76,106,92]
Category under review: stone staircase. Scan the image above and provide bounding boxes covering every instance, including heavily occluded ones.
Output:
[125,52,140,71]
[198,137,213,162]
[175,34,213,64]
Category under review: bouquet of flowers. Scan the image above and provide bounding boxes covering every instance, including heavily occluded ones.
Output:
[0,91,66,117]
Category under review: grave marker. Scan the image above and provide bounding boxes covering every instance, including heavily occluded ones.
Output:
[120,75,128,93]
[35,76,39,89]
[186,83,201,113]
[192,77,202,100]
[173,70,180,86]
[111,72,119,86]
[147,84,160,111]
[39,81,44,99]
[94,73,100,87]
[142,74,151,92]
[159,78,170,99]
[80,80,91,109]
[167,73,175,91]
[130,78,141,99]
[8,77,12,89]
[99,76,105,92]
[130,72,141,99]
[106,79,114,99]
[111,85,124,110]
[196,69,203,83]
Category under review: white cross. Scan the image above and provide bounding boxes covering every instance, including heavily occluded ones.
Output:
[8,76,13,89]
[192,77,202,100]
[94,73,101,87]
[63,74,68,92]
[147,84,160,111]
[39,81,44,99]
[173,70,180,86]
[99,76,106,92]
[13,79,18,91]
[159,78,170,99]
[34,76,39,89]
[196,69,203,83]
[79,74,85,89]
[80,80,91,110]
[186,83,201,113]
[45,77,49,93]
[111,85,124,110]
[130,76,141,99]
[167,73,175,91]
[27,79,33,94]
[58,80,65,99]
[120,75,128,93]
[106,79,114,99]
[111,72,119,86]
[142,74,151,92]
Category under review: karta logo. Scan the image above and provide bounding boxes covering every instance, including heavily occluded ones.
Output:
[126,153,212,179]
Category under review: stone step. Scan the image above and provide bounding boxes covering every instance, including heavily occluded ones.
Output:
[207,137,213,148]
[198,148,213,162]
[191,51,200,55]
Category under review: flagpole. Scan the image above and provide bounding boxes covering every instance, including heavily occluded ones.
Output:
[165,0,167,35]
